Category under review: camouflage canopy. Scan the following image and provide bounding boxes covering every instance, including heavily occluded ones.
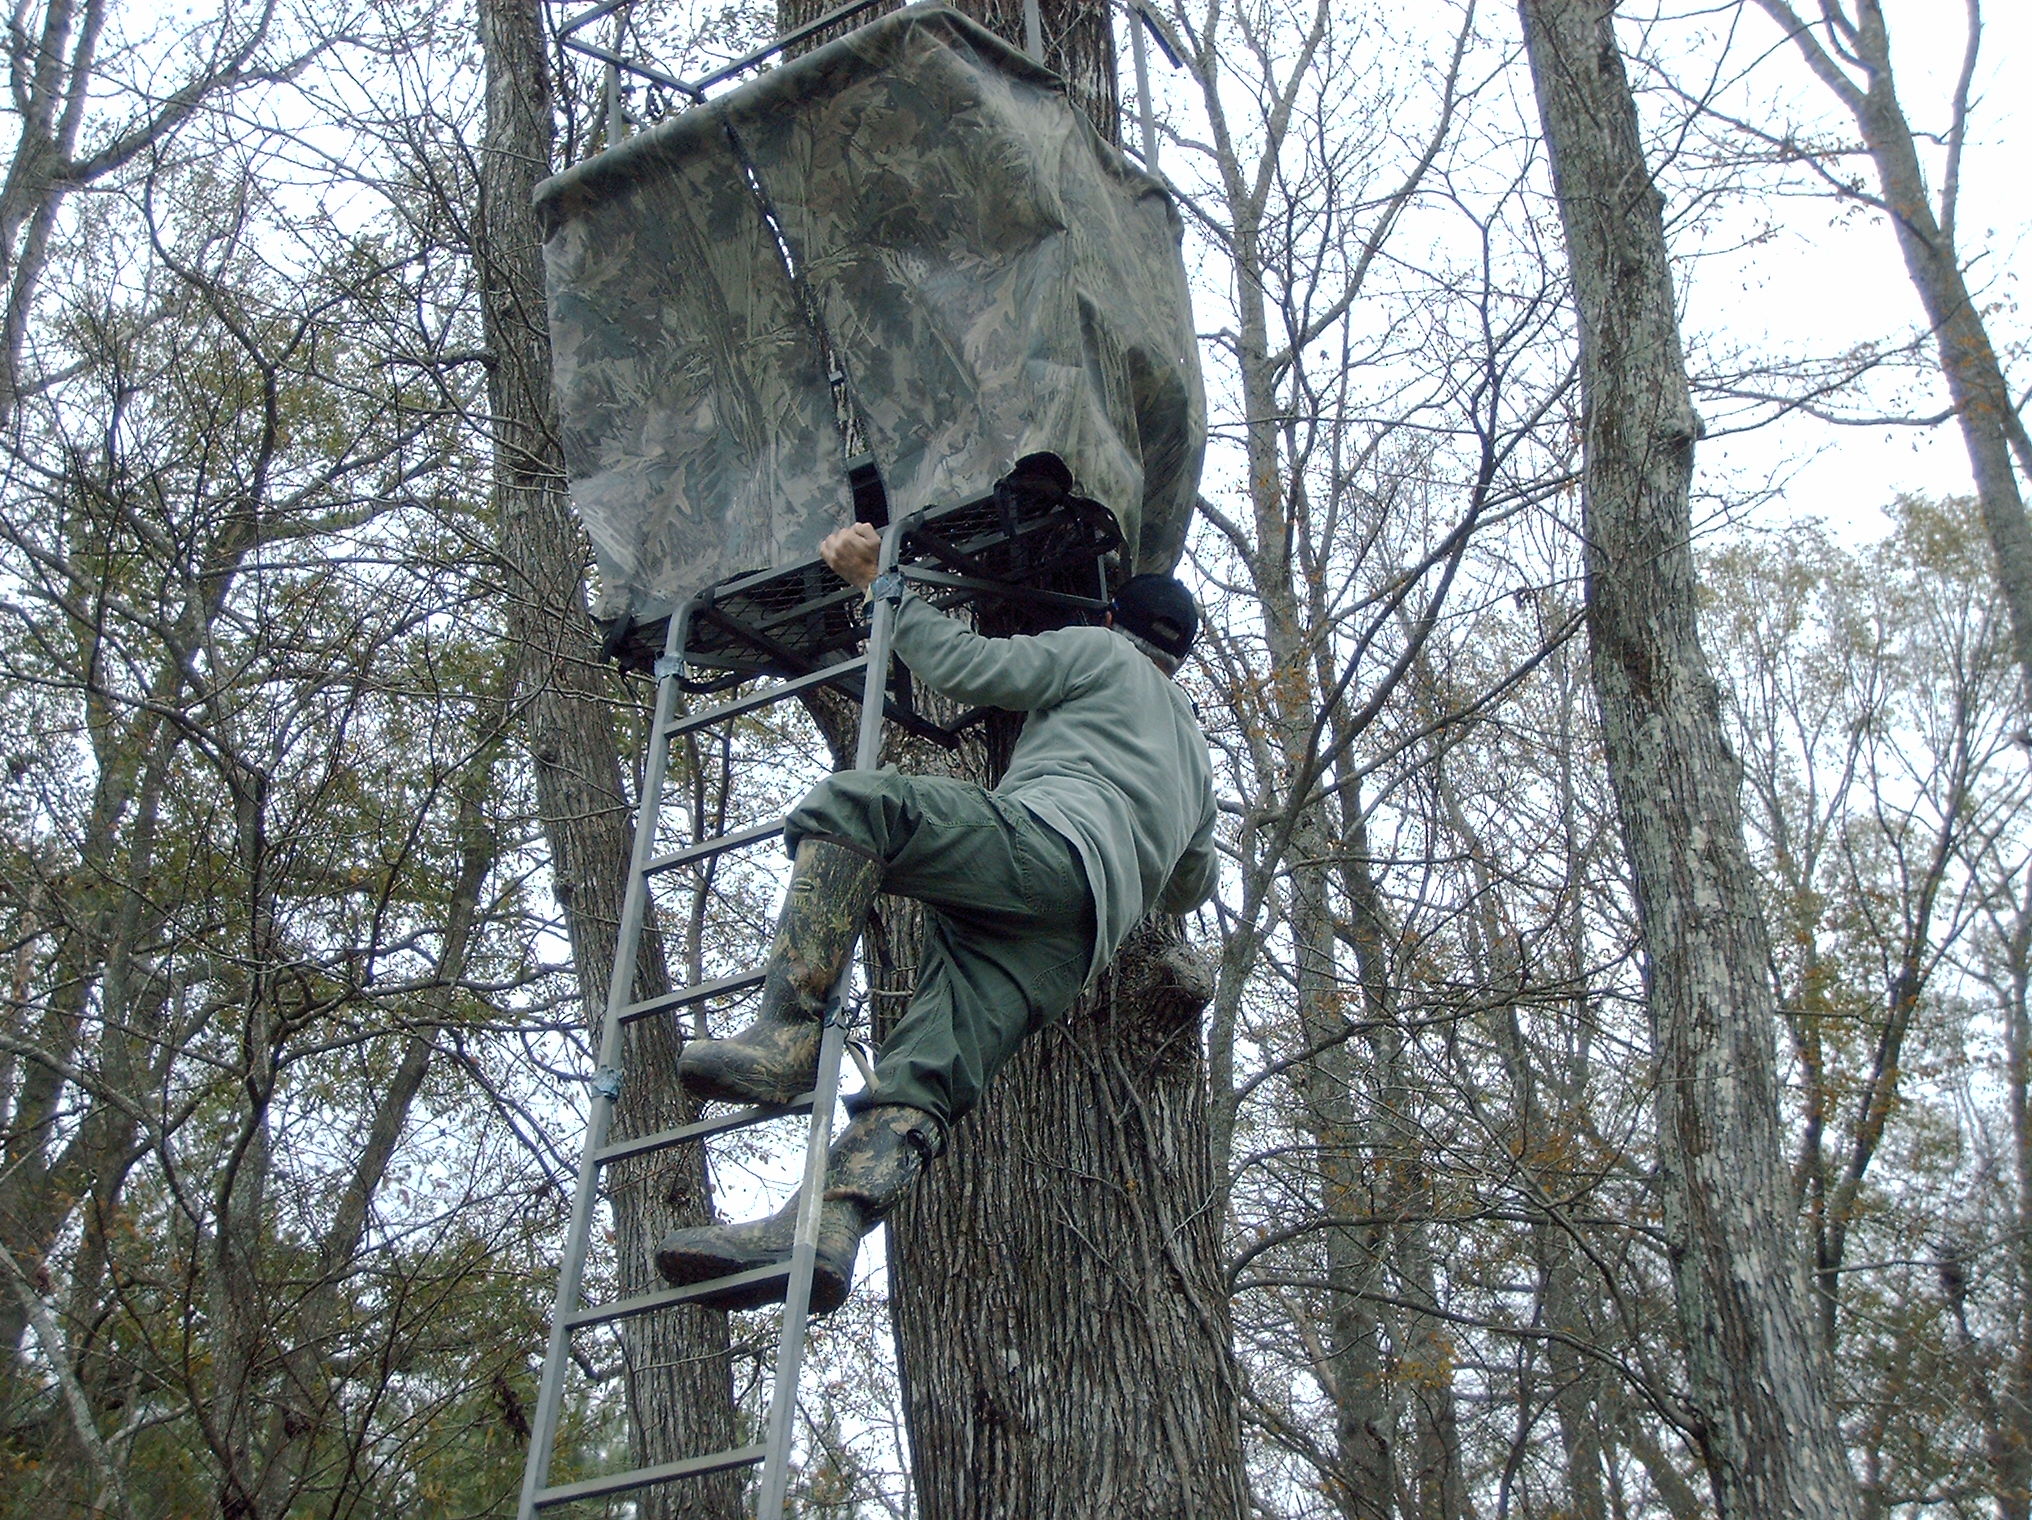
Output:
[534,2,1205,628]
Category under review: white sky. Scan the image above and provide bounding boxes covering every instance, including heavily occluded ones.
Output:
[1668,1,2030,542]
[1125,0,2027,554]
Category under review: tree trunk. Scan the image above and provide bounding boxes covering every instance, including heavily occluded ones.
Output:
[471,5,738,1513]
[886,918,1248,1518]
[1516,4,1860,1517]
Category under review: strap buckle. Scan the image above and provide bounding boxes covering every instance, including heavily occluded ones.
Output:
[866,568,908,607]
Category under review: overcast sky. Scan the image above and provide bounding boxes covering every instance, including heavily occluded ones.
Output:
[1129,0,2027,552]
[1666,1,2029,542]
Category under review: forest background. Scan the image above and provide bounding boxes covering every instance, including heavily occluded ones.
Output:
[1,0,2029,1516]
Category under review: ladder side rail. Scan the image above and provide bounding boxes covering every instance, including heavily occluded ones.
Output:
[753,1016,851,1520]
[853,516,915,773]
[755,516,911,1520]
[517,600,698,1520]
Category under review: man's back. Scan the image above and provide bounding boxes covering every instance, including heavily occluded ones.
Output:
[889,599,1216,971]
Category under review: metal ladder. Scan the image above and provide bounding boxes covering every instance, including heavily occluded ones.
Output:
[516,521,913,1520]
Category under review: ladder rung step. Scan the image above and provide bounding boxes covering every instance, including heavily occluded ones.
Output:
[562,1264,793,1330]
[620,969,767,1025]
[533,1443,768,1510]
[595,1095,816,1165]
[644,820,783,876]
[664,654,871,739]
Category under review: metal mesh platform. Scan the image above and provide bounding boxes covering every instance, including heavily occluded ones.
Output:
[602,488,1123,677]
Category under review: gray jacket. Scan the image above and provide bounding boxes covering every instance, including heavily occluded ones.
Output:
[889,595,1217,977]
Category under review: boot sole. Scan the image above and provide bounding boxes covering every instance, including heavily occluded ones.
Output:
[677,1048,819,1108]
[655,1238,850,1315]
[676,1063,816,1108]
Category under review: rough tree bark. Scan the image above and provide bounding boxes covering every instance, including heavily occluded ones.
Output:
[1750,0,2032,719]
[771,1,1248,1513]
[471,4,738,1514]
[1515,3,1860,1517]
[884,916,1247,1519]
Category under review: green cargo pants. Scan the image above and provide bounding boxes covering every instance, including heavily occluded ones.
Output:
[786,769,1095,1127]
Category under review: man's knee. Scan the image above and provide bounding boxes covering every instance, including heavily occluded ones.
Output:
[786,771,899,857]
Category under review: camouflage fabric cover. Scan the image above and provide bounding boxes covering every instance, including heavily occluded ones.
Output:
[535,3,1204,626]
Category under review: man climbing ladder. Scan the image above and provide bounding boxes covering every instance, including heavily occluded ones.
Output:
[657,521,1218,1313]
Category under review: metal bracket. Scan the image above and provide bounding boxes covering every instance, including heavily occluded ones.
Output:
[589,1066,623,1100]
[652,654,686,680]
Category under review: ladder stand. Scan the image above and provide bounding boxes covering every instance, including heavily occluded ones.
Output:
[517,497,1117,1518]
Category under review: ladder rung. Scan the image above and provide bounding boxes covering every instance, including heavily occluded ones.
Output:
[595,1095,816,1166]
[644,820,783,876]
[664,654,872,739]
[562,1264,792,1330]
[620,969,767,1025]
[533,1443,768,1510]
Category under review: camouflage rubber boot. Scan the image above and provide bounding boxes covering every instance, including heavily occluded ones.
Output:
[654,1105,945,1314]
[677,837,881,1106]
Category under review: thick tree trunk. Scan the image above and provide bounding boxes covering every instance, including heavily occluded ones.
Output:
[471,5,738,1514]
[887,919,1248,1519]
[1516,4,1859,1517]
